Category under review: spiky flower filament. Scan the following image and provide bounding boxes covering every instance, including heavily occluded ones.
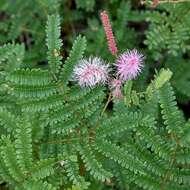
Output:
[116,49,144,82]
[73,57,110,87]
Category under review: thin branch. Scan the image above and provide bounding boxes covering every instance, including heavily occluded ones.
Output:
[101,93,112,116]
[158,0,190,3]
[141,0,190,6]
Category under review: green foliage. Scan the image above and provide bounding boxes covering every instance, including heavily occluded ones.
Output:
[165,57,190,100]
[1,1,190,190]
[46,14,63,75]
[75,0,95,12]
[0,0,62,65]
[2,42,190,190]
[15,118,33,172]
[158,82,185,135]
[78,142,113,182]
[144,2,190,60]
[0,108,16,132]
[60,35,86,86]
[146,68,173,100]
[0,115,56,189]
[0,43,25,72]
[7,69,52,86]
[63,150,90,189]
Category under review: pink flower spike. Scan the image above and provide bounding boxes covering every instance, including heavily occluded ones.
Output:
[111,79,122,89]
[100,10,118,56]
[112,87,123,100]
[73,57,110,88]
[110,79,123,100]
[116,49,144,82]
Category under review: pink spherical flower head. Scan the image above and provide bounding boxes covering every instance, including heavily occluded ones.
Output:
[116,49,144,82]
[73,57,110,88]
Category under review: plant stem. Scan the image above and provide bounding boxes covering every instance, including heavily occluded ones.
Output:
[101,93,112,116]
[141,0,190,5]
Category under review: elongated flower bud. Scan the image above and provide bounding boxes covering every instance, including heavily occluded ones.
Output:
[110,79,123,99]
[152,0,159,8]
[100,10,118,56]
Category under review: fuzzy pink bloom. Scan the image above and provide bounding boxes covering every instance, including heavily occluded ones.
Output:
[110,79,123,99]
[73,57,110,87]
[116,49,144,82]
[100,11,118,56]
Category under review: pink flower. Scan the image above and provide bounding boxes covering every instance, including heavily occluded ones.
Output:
[100,11,118,56]
[116,49,144,82]
[73,57,110,87]
[110,79,123,99]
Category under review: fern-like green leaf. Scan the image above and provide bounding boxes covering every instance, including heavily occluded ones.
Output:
[78,142,113,182]
[20,93,66,112]
[31,158,55,180]
[0,136,24,181]
[15,118,33,172]
[46,14,63,75]
[63,150,90,189]
[0,43,24,66]
[11,83,58,99]
[60,35,86,85]
[48,86,105,125]
[158,82,185,137]
[0,107,16,132]
[0,153,17,186]
[93,139,145,175]
[96,112,140,138]
[7,68,52,86]
[23,180,56,190]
